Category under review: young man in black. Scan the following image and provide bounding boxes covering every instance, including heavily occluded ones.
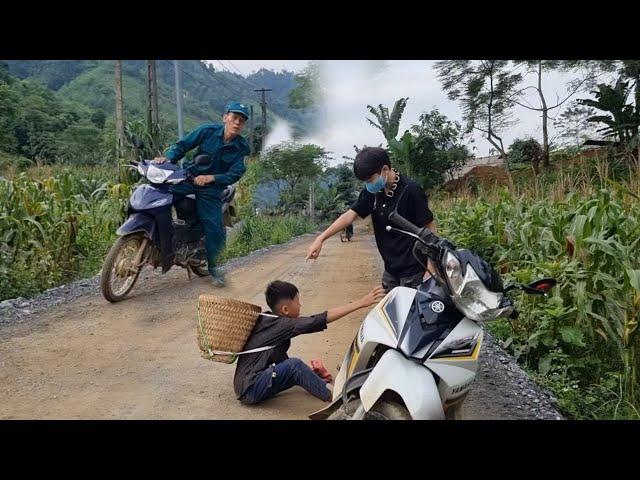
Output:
[306,147,437,291]
[234,280,385,405]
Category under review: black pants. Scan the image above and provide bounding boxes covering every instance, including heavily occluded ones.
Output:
[381,270,425,293]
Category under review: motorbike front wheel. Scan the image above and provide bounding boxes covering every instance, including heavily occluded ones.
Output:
[100,233,147,302]
[445,401,465,420]
[327,399,411,420]
[189,264,210,277]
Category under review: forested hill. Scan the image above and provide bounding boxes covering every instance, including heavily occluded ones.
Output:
[0,60,318,166]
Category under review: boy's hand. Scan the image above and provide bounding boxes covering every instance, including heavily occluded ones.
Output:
[360,286,386,308]
[152,156,167,164]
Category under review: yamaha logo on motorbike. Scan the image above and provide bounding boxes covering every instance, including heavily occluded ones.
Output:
[430,300,445,313]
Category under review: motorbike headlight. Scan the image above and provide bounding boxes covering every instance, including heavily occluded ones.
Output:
[451,263,513,322]
[445,251,464,295]
[147,164,171,184]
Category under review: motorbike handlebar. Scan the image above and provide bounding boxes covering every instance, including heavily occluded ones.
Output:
[388,211,423,236]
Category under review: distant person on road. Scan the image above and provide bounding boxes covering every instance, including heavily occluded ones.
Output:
[340,223,354,242]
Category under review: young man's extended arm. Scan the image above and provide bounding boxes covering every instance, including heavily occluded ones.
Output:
[306,209,359,260]
[307,187,374,261]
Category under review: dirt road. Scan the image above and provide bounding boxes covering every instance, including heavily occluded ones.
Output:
[0,223,562,420]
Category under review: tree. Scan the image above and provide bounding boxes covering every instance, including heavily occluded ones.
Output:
[312,185,345,222]
[114,60,126,160]
[440,146,471,181]
[288,61,322,110]
[410,108,471,179]
[507,61,602,168]
[411,108,468,150]
[388,130,453,191]
[0,67,18,153]
[366,97,409,145]
[261,142,328,211]
[623,61,640,162]
[508,138,543,173]
[324,162,359,206]
[553,102,601,147]
[578,78,640,161]
[361,104,471,190]
[435,60,521,164]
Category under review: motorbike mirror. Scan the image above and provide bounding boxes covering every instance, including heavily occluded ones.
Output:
[527,278,557,294]
[194,154,211,166]
[131,135,145,150]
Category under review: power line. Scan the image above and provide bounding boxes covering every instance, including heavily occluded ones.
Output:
[215,60,231,73]
[213,59,263,92]
[214,59,262,92]
[226,60,244,76]
[160,60,277,144]
[160,60,239,100]
[198,62,251,100]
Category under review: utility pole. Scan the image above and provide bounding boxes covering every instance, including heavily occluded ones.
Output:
[174,60,184,139]
[249,105,254,155]
[114,60,126,160]
[309,182,315,220]
[147,60,160,154]
[254,87,272,148]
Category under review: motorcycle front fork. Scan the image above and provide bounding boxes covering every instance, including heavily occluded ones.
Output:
[349,404,366,420]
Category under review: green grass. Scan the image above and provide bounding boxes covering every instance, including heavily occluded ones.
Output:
[219,214,317,263]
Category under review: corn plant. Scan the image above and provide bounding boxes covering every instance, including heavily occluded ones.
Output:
[436,160,640,418]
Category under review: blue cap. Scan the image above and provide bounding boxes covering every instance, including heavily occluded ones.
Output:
[226,101,250,119]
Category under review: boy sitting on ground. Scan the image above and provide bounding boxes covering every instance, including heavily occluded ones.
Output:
[234,280,386,405]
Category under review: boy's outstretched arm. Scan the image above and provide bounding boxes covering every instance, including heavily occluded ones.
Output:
[326,286,386,324]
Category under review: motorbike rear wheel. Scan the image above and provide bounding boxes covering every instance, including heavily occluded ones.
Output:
[100,234,147,302]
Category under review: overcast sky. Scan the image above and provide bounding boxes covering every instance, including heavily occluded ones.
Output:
[210,60,601,165]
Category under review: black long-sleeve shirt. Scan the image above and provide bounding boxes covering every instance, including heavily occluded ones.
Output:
[233,311,328,400]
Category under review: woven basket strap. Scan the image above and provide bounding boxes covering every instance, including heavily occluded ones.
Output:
[236,345,275,355]
[206,345,275,356]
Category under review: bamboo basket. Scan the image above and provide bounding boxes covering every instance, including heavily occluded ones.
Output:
[196,294,262,363]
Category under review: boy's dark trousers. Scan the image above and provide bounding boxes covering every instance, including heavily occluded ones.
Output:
[241,358,331,405]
